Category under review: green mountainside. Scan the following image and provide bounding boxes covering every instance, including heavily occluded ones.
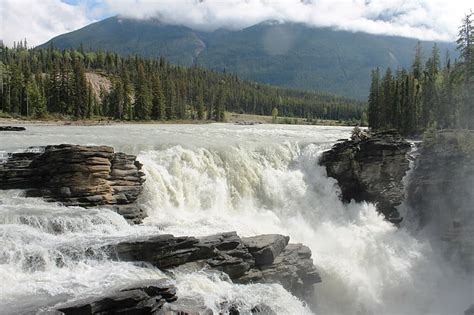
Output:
[41,16,455,99]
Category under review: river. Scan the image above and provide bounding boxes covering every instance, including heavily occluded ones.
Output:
[0,123,472,314]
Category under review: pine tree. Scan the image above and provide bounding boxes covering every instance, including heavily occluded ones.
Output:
[412,42,424,81]
[456,11,474,129]
[196,88,205,120]
[134,62,152,120]
[72,58,88,118]
[368,68,380,129]
[26,76,46,117]
[381,67,394,128]
[165,80,176,120]
[420,44,441,130]
[111,78,124,119]
[151,74,165,120]
[121,68,132,120]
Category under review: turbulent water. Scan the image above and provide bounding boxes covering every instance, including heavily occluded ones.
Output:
[0,123,472,315]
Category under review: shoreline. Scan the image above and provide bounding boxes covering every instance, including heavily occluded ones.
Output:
[0,115,358,127]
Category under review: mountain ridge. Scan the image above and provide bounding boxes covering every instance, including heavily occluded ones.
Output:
[40,16,456,99]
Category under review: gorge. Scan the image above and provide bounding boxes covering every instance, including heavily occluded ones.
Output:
[0,123,472,314]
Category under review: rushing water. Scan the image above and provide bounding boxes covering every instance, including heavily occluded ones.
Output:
[0,123,472,315]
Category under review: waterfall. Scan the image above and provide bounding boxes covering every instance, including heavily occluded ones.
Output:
[0,124,472,314]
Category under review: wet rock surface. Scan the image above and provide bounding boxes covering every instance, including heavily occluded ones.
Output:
[320,129,411,224]
[407,130,474,270]
[53,279,176,315]
[0,144,146,223]
[110,231,321,298]
[0,126,25,131]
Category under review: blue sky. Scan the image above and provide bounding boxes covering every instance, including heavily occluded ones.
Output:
[1,0,472,47]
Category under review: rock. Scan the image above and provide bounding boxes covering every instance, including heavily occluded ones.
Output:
[0,144,146,223]
[238,243,321,299]
[111,232,320,299]
[251,304,277,315]
[54,279,176,315]
[407,130,474,270]
[0,126,25,131]
[242,234,289,266]
[320,129,411,224]
[159,297,213,315]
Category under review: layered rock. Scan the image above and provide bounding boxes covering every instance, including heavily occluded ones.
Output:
[161,298,277,315]
[110,232,321,298]
[320,129,411,224]
[0,144,146,223]
[407,130,474,270]
[53,279,176,315]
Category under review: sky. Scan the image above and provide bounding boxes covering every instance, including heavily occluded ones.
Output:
[0,0,472,47]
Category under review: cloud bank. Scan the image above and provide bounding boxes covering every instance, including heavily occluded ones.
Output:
[104,0,471,41]
[1,0,472,47]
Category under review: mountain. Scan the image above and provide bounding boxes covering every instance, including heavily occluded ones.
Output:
[40,16,456,99]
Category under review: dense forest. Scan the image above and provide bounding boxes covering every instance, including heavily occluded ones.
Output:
[368,13,474,135]
[0,43,364,122]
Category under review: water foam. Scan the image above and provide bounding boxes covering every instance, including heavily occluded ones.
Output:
[0,124,471,315]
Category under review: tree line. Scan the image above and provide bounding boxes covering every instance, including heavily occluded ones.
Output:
[0,43,364,122]
[367,12,474,135]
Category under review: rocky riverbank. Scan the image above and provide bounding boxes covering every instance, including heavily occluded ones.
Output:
[319,129,411,224]
[0,144,322,313]
[0,144,146,223]
[38,232,320,314]
[407,130,474,270]
[52,280,177,315]
[110,232,321,299]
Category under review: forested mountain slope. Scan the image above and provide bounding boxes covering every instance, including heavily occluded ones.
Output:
[41,17,455,99]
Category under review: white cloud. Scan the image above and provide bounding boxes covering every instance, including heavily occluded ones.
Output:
[103,0,472,41]
[0,0,93,47]
[0,0,472,47]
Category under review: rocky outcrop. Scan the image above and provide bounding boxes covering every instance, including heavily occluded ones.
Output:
[407,130,474,270]
[109,232,321,298]
[0,144,146,223]
[161,298,276,315]
[320,129,411,224]
[0,126,25,131]
[53,279,176,315]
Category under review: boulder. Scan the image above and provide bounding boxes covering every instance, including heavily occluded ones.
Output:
[320,129,411,224]
[242,234,289,266]
[251,304,277,315]
[237,243,321,299]
[0,126,25,131]
[159,297,213,315]
[54,279,176,315]
[0,144,146,223]
[110,232,321,299]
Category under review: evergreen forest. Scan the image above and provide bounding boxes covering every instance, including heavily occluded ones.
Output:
[367,12,474,135]
[0,43,364,122]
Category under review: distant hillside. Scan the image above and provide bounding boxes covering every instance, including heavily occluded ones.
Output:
[41,17,456,99]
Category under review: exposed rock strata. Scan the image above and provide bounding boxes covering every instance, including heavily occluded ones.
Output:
[53,279,176,315]
[161,298,277,315]
[320,129,411,224]
[407,130,474,270]
[0,144,145,223]
[110,232,321,298]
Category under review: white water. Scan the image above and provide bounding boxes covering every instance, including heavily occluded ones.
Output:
[0,123,472,315]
